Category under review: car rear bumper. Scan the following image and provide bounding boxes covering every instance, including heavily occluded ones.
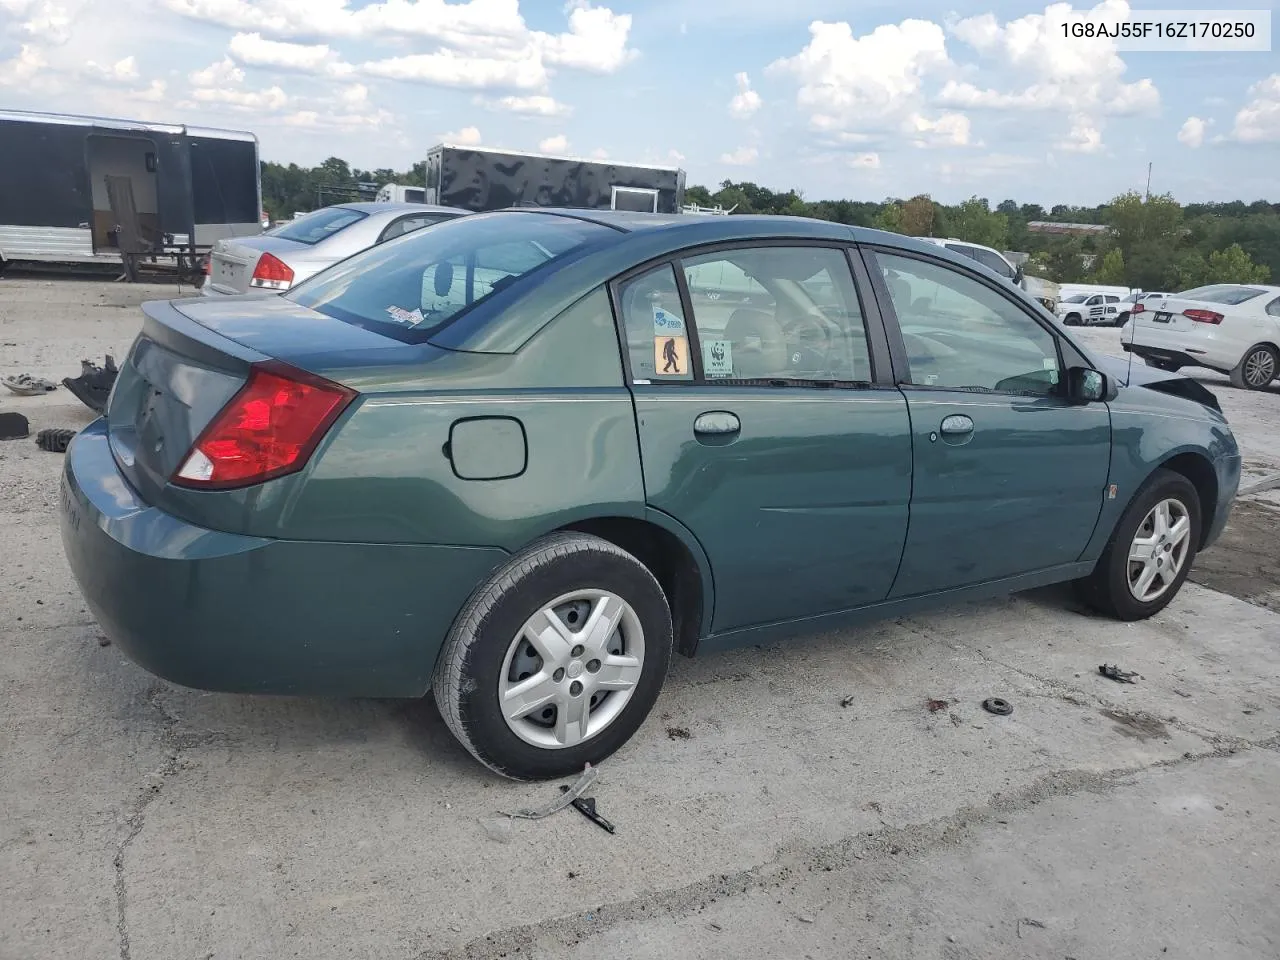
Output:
[1123,324,1240,372]
[60,420,508,697]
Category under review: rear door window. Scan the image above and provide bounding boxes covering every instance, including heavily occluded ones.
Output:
[972,248,1014,278]
[378,213,452,243]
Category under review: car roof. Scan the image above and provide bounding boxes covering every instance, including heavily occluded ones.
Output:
[331,201,463,215]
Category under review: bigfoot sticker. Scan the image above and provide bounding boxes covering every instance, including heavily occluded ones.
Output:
[654,335,689,377]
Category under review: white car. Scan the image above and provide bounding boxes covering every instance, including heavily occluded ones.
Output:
[1122,283,1280,390]
[1057,292,1124,326]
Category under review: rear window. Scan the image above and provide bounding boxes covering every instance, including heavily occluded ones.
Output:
[268,207,367,245]
[286,212,614,343]
[1177,284,1266,305]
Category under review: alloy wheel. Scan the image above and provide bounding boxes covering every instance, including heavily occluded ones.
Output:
[1127,497,1192,603]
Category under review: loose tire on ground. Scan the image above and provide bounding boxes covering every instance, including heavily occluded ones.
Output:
[1229,344,1278,391]
[432,532,673,780]
[1076,468,1202,621]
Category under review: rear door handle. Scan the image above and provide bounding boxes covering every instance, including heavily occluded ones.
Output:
[693,411,740,435]
[940,414,973,435]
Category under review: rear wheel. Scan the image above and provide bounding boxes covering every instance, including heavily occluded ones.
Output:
[1076,468,1201,621]
[432,532,673,780]
[1229,345,1278,390]
[1115,312,1130,326]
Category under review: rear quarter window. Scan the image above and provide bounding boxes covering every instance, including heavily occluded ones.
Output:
[286,213,614,343]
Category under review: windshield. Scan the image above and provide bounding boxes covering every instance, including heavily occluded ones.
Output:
[1063,294,1088,303]
[1177,284,1267,305]
[268,207,367,245]
[287,212,615,342]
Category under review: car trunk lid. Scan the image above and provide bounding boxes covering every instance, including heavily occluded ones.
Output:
[206,236,306,295]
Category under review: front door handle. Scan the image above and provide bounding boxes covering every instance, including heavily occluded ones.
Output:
[693,411,740,435]
[940,414,974,435]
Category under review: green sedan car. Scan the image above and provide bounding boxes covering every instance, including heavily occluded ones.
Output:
[60,210,1241,780]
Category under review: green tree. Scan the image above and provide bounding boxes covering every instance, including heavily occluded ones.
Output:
[874,203,905,233]
[1094,248,1126,285]
[948,196,1009,248]
[1104,191,1183,258]
[901,195,938,236]
[1205,243,1271,283]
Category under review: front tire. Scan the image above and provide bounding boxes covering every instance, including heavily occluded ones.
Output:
[1064,313,1081,326]
[1229,344,1278,390]
[432,532,673,780]
[1076,469,1201,621]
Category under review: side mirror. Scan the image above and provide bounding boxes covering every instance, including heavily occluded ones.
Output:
[1068,366,1115,403]
[1013,264,1024,285]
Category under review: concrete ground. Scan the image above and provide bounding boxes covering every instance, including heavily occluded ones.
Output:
[2,279,1279,960]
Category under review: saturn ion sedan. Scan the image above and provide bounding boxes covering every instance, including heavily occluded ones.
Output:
[201,201,465,297]
[61,210,1241,780]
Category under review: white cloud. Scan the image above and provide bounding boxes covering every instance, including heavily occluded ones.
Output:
[13,0,72,44]
[850,152,880,168]
[339,83,369,107]
[229,32,352,76]
[480,93,571,116]
[0,43,44,85]
[729,71,761,119]
[667,149,686,164]
[538,133,569,153]
[124,79,168,103]
[284,105,393,131]
[940,0,1160,157]
[769,19,951,135]
[591,147,609,159]
[1057,114,1103,153]
[442,124,483,145]
[1230,74,1280,143]
[362,50,547,90]
[1178,116,1207,148]
[190,56,245,86]
[904,111,971,147]
[720,145,758,165]
[83,55,139,83]
[192,83,290,111]
[161,0,636,91]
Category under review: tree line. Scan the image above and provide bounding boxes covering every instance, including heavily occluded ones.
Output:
[261,158,1277,291]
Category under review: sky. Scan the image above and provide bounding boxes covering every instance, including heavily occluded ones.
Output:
[1,0,1278,206]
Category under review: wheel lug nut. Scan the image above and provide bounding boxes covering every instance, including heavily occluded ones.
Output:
[571,644,585,658]
[553,667,565,682]
[570,680,583,696]
[587,659,601,674]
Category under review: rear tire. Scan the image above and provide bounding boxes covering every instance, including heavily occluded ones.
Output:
[1229,345,1278,390]
[1076,468,1201,622]
[432,532,673,781]
[1115,312,1130,327]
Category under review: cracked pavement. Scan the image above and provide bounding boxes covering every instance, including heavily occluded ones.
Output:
[2,280,1279,959]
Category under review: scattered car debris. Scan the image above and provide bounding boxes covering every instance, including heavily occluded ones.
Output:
[666,725,692,740]
[97,635,111,647]
[61,355,118,414]
[840,695,856,708]
[498,764,597,821]
[35,428,76,453]
[1017,917,1047,938]
[1099,663,1139,684]
[949,712,963,727]
[0,411,30,441]
[2,374,57,396]
[480,817,513,843]
[927,698,950,713]
[982,697,1013,716]
[559,786,616,834]
[797,914,815,924]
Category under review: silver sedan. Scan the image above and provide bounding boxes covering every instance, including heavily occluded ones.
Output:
[201,202,466,297]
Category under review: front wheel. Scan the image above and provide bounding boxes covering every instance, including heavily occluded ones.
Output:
[1230,344,1278,390]
[1076,468,1201,621]
[432,532,673,780]
[1064,313,1081,326]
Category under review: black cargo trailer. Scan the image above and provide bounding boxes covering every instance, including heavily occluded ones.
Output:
[0,109,261,277]
[423,144,685,214]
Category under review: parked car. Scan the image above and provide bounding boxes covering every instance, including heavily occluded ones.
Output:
[915,237,1061,310]
[200,201,465,296]
[1056,291,1124,326]
[61,211,1240,780]
[1122,283,1280,390]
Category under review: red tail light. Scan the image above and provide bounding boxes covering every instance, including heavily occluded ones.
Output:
[250,252,295,290]
[173,363,355,489]
[1132,302,1145,314]
[1184,309,1224,324]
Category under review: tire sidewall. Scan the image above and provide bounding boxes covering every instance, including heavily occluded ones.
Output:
[450,542,672,780]
[1240,345,1278,390]
[1102,471,1202,620]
